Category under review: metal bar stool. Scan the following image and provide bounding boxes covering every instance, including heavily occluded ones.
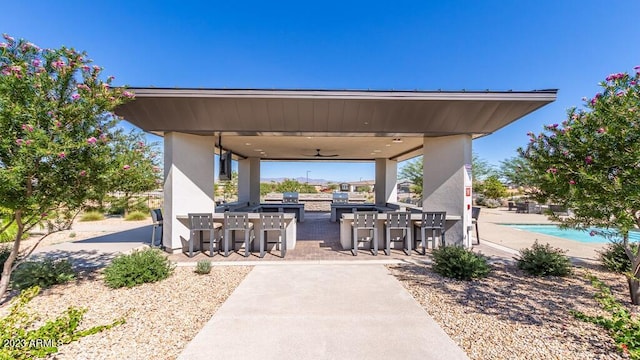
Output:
[472,207,481,245]
[186,213,217,257]
[351,210,378,256]
[384,211,412,256]
[413,211,446,254]
[223,212,254,257]
[259,213,286,258]
[150,208,163,248]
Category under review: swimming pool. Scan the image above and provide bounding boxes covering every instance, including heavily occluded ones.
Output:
[502,224,640,244]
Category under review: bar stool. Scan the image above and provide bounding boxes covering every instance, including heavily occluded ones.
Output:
[413,211,446,254]
[351,210,378,256]
[150,208,163,248]
[223,212,254,257]
[259,213,286,258]
[186,213,217,257]
[384,211,412,256]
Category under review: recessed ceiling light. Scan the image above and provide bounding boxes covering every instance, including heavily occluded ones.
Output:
[392,138,403,143]
[373,150,381,153]
[370,152,376,155]
[254,149,262,152]
[364,122,369,125]
[245,143,251,146]
[260,152,266,155]
[385,144,391,147]
[306,137,312,139]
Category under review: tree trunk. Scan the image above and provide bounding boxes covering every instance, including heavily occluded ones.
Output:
[0,210,24,304]
[629,277,640,305]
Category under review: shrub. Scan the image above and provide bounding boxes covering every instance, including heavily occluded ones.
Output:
[0,286,124,359]
[599,240,639,273]
[12,259,76,291]
[572,275,640,359]
[431,245,491,280]
[125,211,147,221]
[195,260,212,275]
[103,248,174,288]
[483,198,501,208]
[79,211,105,222]
[515,241,572,277]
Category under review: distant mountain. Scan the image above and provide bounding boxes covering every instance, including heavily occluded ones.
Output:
[261,177,332,185]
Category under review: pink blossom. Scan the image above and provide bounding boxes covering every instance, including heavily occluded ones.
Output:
[634,66,640,70]
[631,81,637,86]
[71,94,80,100]
[41,213,48,218]
[102,83,110,89]
[10,65,21,73]
[597,128,606,134]
[137,141,144,148]
[99,133,108,142]
[21,124,34,132]
[152,166,160,172]
[92,65,100,71]
[58,152,66,158]
[546,167,557,174]
[77,83,90,91]
[52,59,65,69]
[123,165,131,170]
[569,180,576,185]
[617,91,625,97]
[122,91,134,98]
[589,230,597,237]
[86,137,97,145]
[585,155,593,164]
[107,75,115,81]
[81,65,90,71]
[0,68,10,76]
[0,43,6,48]
[55,121,62,128]
[79,170,86,177]
[31,59,41,67]
[15,138,24,145]
[2,34,15,42]
[25,139,32,145]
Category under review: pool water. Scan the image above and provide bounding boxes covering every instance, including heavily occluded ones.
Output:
[502,224,640,244]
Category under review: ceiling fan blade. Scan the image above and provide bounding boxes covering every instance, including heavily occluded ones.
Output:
[302,149,339,157]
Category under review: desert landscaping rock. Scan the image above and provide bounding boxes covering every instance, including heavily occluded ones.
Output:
[389,262,630,360]
[1,266,251,360]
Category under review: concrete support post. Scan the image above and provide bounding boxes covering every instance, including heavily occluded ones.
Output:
[374,158,398,205]
[238,157,261,206]
[163,132,215,252]
[422,135,473,247]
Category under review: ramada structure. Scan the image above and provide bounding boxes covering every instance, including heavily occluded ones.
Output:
[115,88,557,253]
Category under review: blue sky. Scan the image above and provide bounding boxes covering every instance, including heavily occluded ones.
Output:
[2,1,639,182]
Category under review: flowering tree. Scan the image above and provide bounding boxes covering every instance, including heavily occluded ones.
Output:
[0,34,134,302]
[522,66,640,303]
[98,130,161,214]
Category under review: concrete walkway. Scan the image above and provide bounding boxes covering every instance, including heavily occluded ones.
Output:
[178,263,469,360]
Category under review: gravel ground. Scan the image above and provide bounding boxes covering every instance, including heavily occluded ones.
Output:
[1,266,252,360]
[388,262,632,360]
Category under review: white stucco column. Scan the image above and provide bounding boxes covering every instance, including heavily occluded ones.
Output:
[238,157,261,206]
[422,135,473,247]
[374,158,398,205]
[163,132,215,252]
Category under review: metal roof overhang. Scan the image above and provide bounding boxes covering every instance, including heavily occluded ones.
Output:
[114,88,557,162]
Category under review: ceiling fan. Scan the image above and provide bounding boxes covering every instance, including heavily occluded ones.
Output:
[305,149,339,158]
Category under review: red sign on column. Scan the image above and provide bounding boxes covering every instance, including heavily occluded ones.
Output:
[465,187,471,197]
